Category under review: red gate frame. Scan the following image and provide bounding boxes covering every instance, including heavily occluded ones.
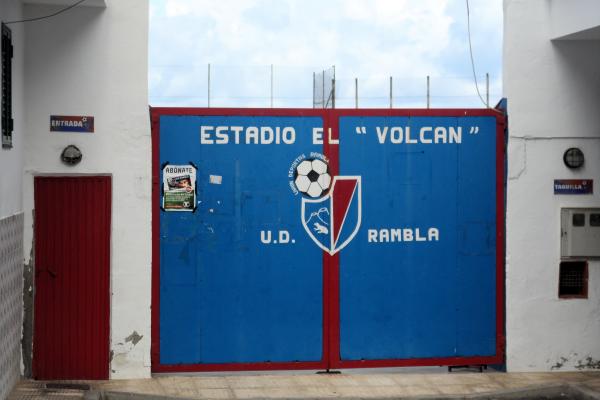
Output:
[150,107,506,373]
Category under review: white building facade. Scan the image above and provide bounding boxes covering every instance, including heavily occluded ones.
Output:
[504,0,600,371]
[0,0,150,396]
[22,0,151,379]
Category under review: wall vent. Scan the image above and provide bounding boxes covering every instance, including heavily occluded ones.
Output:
[558,261,588,299]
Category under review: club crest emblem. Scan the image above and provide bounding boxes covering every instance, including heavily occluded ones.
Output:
[290,155,362,254]
[301,176,362,255]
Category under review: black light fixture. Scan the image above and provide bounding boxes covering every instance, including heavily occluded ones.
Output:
[61,145,82,165]
[563,147,584,169]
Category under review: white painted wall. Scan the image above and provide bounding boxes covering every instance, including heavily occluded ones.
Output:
[0,0,24,220]
[504,0,600,371]
[549,0,600,40]
[22,0,151,378]
[0,3,25,399]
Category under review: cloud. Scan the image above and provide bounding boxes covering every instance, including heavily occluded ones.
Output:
[149,0,503,108]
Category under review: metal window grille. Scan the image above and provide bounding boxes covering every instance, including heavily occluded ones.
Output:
[559,261,587,298]
[2,23,13,149]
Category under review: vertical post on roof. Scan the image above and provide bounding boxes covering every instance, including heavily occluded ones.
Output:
[313,72,316,109]
[322,70,325,108]
[270,64,274,108]
[332,65,336,109]
[486,72,490,108]
[207,63,211,108]
[355,78,358,109]
[427,75,430,109]
[389,76,393,109]
[332,78,336,109]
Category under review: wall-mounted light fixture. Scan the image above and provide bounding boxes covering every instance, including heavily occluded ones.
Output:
[61,145,82,165]
[563,147,584,169]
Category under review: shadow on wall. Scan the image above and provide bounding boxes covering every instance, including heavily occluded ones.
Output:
[23,4,106,90]
[551,40,600,136]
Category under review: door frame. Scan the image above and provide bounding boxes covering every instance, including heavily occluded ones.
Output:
[32,174,112,380]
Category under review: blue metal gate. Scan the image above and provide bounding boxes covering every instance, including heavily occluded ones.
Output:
[337,113,499,366]
[151,108,505,372]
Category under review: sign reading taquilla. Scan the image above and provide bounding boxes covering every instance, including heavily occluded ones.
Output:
[554,179,593,195]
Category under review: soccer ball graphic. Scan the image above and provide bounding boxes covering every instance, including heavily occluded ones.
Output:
[294,158,331,198]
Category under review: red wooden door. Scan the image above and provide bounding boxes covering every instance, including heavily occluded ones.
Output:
[33,176,111,380]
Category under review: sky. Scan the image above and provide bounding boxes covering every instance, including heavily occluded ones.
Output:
[149,0,503,109]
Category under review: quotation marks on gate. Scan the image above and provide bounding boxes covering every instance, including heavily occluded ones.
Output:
[353,126,482,135]
[350,125,480,144]
[355,126,367,135]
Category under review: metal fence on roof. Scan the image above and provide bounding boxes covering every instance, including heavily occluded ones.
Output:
[149,64,499,109]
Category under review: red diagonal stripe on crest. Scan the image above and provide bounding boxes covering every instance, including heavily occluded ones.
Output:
[332,179,357,246]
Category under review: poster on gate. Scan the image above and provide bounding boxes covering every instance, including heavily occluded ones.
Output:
[162,164,196,211]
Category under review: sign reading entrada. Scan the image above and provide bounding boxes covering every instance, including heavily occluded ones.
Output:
[50,115,94,133]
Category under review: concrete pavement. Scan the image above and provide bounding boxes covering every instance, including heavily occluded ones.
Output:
[8,370,600,400]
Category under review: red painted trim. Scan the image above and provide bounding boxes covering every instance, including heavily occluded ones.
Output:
[495,112,507,362]
[149,107,326,117]
[150,108,161,370]
[322,110,332,369]
[324,112,341,370]
[321,251,330,369]
[150,107,507,372]
[105,177,112,379]
[153,361,324,373]
[328,254,340,370]
[329,108,503,118]
[336,355,503,369]
[150,107,501,118]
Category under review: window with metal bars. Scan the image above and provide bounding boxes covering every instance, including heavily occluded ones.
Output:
[2,23,13,149]
[559,261,588,299]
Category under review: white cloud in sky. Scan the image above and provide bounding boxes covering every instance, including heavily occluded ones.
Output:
[149,0,503,108]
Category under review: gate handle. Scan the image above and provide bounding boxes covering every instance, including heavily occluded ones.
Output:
[46,268,57,278]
